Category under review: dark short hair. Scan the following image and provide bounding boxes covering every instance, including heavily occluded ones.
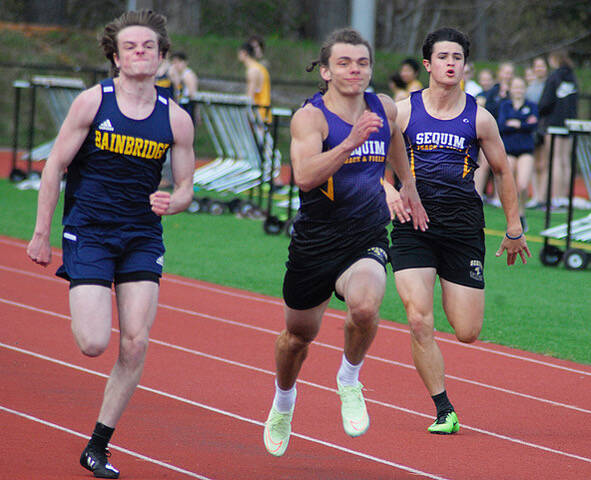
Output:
[422,27,470,62]
[171,51,187,61]
[99,10,170,77]
[401,58,420,73]
[389,72,406,90]
[240,42,255,58]
[248,34,265,51]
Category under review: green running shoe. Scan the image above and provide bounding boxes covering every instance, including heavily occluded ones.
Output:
[263,406,293,456]
[428,411,460,434]
[337,380,369,437]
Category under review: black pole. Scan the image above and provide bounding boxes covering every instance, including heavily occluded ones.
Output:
[565,134,578,251]
[286,156,295,221]
[266,114,280,218]
[11,84,22,178]
[26,85,37,176]
[543,133,556,250]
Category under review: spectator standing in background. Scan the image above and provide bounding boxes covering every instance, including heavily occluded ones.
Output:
[525,56,549,208]
[170,51,199,124]
[475,68,494,107]
[389,71,408,101]
[155,54,174,99]
[485,62,514,122]
[248,34,270,69]
[538,49,578,208]
[397,58,423,99]
[498,77,539,232]
[473,68,496,200]
[238,41,272,123]
[481,62,515,206]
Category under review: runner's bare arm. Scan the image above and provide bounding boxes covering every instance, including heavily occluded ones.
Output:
[477,106,531,265]
[380,94,428,230]
[290,104,382,192]
[150,102,195,216]
[27,87,101,266]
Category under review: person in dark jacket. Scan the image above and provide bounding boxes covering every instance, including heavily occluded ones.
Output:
[538,49,578,207]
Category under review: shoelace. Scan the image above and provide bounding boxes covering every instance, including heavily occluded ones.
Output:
[87,446,111,463]
[339,385,363,412]
[268,411,291,436]
[436,411,453,424]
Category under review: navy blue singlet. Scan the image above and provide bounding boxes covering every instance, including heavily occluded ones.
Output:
[63,78,173,226]
[295,91,391,232]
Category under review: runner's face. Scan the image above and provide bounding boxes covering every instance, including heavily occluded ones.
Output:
[321,43,372,95]
[114,26,161,79]
[424,41,465,86]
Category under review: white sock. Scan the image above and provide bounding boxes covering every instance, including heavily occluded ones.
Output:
[337,354,363,387]
[273,380,296,413]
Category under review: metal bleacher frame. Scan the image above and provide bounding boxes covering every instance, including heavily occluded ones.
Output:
[11,75,85,180]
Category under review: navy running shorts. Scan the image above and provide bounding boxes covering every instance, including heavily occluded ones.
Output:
[56,223,165,288]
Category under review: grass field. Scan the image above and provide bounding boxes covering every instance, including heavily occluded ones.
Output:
[2,178,590,364]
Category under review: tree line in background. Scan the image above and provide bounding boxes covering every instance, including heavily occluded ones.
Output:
[2,0,590,64]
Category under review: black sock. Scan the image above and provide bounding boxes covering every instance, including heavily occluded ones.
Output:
[88,422,115,450]
[431,391,454,417]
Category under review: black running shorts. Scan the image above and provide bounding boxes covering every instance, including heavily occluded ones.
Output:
[390,222,486,289]
[283,224,389,310]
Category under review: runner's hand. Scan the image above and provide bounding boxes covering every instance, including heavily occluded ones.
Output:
[150,190,172,216]
[27,234,52,267]
[496,235,531,265]
[398,181,429,231]
[344,111,383,150]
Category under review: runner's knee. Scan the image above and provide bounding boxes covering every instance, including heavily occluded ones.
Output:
[75,332,109,357]
[348,297,380,329]
[407,307,435,345]
[454,323,481,344]
[119,333,150,367]
[280,329,314,353]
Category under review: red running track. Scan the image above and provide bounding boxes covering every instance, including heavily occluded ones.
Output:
[2,235,591,479]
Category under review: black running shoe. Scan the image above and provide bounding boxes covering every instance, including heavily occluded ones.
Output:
[80,444,120,479]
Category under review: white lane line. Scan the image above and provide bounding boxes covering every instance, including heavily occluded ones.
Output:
[2,340,591,466]
[0,344,451,480]
[0,405,216,479]
[2,295,590,416]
